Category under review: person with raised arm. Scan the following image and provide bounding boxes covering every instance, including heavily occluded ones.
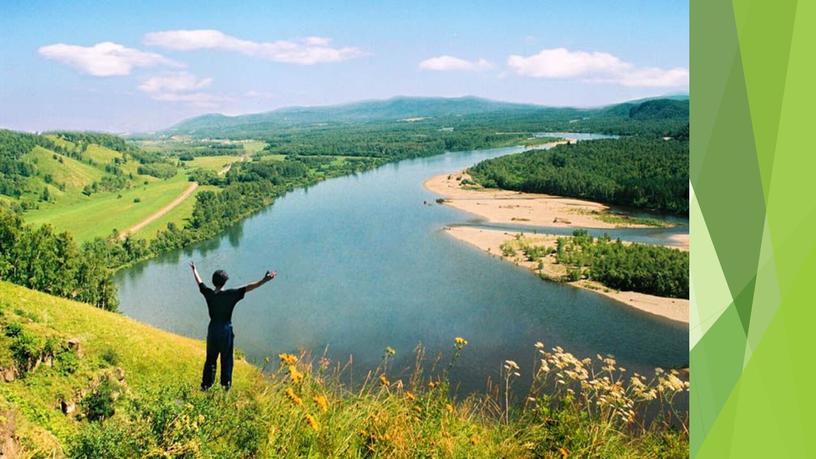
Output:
[190,261,276,390]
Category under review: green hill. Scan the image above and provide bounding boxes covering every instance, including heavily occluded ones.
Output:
[0,281,686,457]
[159,96,689,138]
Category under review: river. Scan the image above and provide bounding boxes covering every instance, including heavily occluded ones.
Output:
[115,142,688,394]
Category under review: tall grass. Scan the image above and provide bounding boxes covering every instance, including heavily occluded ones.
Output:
[70,339,688,458]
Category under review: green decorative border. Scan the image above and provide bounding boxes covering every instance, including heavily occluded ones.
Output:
[691,0,812,456]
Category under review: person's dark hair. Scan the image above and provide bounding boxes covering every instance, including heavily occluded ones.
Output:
[212,270,229,288]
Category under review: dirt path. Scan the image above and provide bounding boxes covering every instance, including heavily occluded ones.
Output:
[120,182,199,239]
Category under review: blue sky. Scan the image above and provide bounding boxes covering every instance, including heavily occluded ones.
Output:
[0,0,688,133]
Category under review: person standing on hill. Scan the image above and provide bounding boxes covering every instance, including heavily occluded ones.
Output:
[190,261,276,390]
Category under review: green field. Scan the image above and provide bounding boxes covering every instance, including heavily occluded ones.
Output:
[25,173,192,242]
[132,184,217,240]
[185,155,242,173]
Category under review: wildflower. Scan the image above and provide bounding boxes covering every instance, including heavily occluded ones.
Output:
[285,387,303,406]
[379,374,390,386]
[454,336,468,349]
[313,394,329,412]
[385,346,396,357]
[288,365,303,384]
[405,391,416,401]
[279,353,298,365]
[534,341,545,349]
[559,446,569,458]
[524,441,536,450]
[470,434,480,445]
[504,360,520,371]
[445,403,454,413]
[305,413,320,431]
[319,357,330,370]
[428,381,437,389]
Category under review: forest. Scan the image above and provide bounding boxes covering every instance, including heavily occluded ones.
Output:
[0,208,119,310]
[469,137,689,214]
[555,230,689,299]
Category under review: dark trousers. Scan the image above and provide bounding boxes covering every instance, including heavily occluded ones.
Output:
[201,322,234,390]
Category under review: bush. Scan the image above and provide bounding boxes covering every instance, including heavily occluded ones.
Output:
[101,348,120,366]
[4,322,22,337]
[10,331,44,375]
[82,378,118,422]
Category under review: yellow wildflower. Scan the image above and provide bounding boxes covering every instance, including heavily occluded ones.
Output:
[405,391,416,401]
[559,446,569,458]
[305,413,320,431]
[445,403,454,413]
[285,387,303,406]
[288,365,303,384]
[379,374,390,386]
[279,353,298,365]
[313,394,329,412]
[454,336,468,347]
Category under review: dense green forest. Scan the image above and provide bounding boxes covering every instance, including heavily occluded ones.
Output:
[555,230,689,299]
[0,208,118,309]
[470,137,689,214]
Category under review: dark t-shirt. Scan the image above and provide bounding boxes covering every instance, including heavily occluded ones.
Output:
[199,283,246,324]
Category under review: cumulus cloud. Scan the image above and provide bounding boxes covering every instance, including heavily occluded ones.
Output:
[138,72,224,107]
[419,55,492,72]
[143,29,364,65]
[507,48,687,87]
[38,42,181,76]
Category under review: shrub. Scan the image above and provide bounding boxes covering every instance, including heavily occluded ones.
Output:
[82,378,118,422]
[4,322,22,338]
[101,348,120,366]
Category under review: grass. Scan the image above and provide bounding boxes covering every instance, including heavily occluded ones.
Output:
[25,173,192,242]
[24,146,103,190]
[83,144,122,165]
[0,281,256,455]
[185,155,243,173]
[583,210,672,228]
[0,281,687,457]
[131,184,218,240]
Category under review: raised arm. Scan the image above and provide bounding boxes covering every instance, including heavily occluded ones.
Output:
[243,270,276,293]
[190,261,204,285]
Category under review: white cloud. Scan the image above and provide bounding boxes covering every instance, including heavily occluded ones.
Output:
[138,72,224,107]
[138,72,212,94]
[38,42,181,76]
[419,55,493,72]
[143,29,364,65]
[507,47,688,88]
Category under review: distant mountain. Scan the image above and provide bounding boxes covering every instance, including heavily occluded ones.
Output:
[159,95,688,137]
[164,96,547,135]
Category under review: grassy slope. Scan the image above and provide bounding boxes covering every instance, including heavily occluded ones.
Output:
[25,146,104,191]
[131,184,218,240]
[25,173,191,242]
[0,281,257,453]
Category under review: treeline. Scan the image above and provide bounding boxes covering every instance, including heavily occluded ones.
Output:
[260,124,539,160]
[556,230,688,299]
[0,130,54,197]
[0,208,118,310]
[469,137,689,214]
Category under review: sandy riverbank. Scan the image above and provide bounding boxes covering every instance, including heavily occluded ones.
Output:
[426,172,650,229]
[445,226,689,324]
[425,171,689,250]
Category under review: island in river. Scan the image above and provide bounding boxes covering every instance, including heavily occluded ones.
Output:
[425,170,689,324]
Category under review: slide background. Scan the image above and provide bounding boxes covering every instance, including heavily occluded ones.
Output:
[691,0,816,456]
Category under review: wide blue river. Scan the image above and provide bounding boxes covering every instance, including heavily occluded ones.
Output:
[115,141,688,393]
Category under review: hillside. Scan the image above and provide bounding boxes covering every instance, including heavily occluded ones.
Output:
[163,96,563,135]
[0,281,687,457]
[159,96,689,138]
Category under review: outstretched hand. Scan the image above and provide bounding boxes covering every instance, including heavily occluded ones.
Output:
[189,261,196,270]
[264,270,277,281]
